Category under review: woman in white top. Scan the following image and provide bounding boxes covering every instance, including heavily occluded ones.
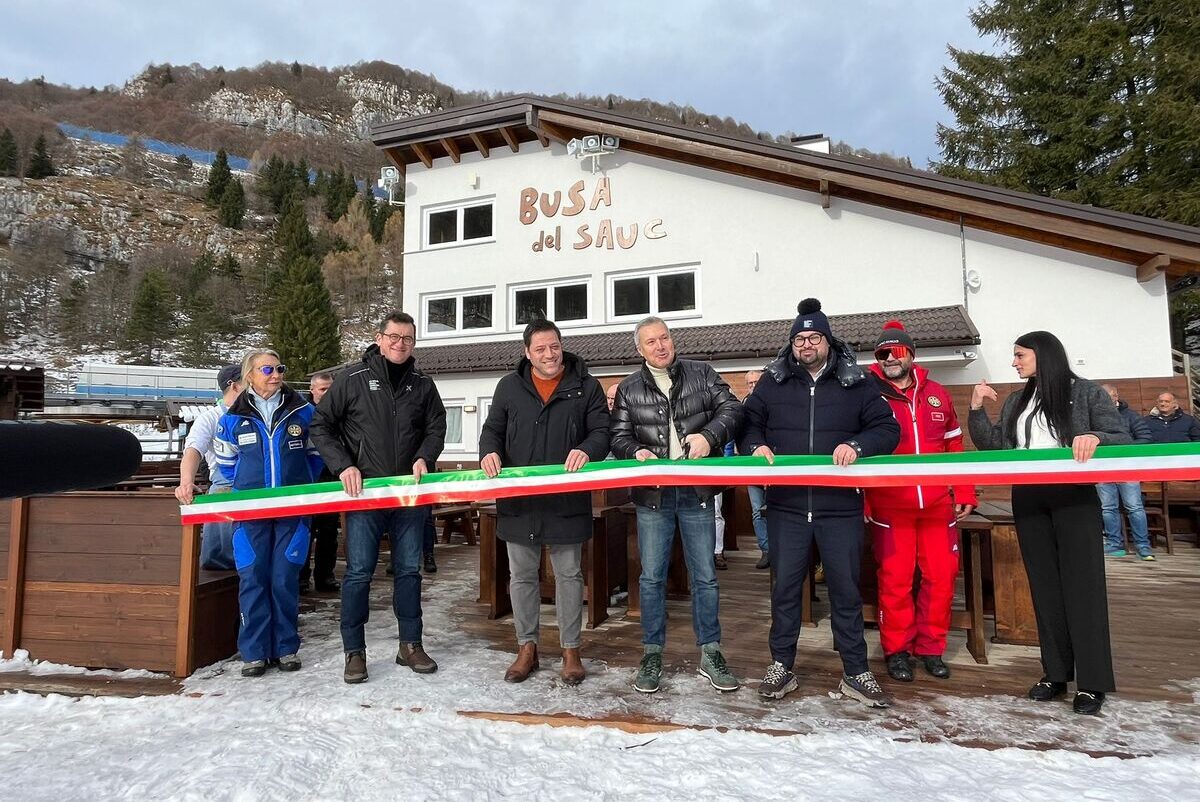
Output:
[968,331,1131,716]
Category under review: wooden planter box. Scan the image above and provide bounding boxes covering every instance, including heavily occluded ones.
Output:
[0,491,238,677]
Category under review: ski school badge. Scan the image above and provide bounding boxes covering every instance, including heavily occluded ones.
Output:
[927,396,942,407]
[288,423,303,437]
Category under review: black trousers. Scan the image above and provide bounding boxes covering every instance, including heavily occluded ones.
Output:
[1012,484,1116,692]
[300,512,340,582]
[768,510,869,676]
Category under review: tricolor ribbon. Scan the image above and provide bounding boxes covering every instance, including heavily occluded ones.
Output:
[178,443,1200,525]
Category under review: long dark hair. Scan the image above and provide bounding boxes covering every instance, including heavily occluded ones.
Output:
[1004,331,1078,447]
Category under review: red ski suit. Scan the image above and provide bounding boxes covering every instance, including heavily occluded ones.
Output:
[865,363,978,657]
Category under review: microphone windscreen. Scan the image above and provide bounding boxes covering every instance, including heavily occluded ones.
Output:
[0,422,143,499]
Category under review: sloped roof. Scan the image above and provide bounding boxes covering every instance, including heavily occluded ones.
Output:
[405,305,978,375]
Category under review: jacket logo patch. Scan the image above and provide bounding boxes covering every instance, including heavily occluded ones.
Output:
[368,379,381,391]
[237,432,257,445]
[288,440,303,450]
[287,423,302,437]
[931,411,945,422]
[927,396,942,407]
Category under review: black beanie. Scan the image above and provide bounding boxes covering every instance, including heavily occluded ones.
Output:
[875,320,916,354]
[789,298,834,343]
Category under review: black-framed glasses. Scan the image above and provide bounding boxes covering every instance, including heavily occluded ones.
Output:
[792,333,824,346]
[258,364,287,376]
[381,333,416,346]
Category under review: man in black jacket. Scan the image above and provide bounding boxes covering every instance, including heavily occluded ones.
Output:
[610,316,744,694]
[478,318,610,686]
[739,299,901,708]
[1143,391,1200,443]
[310,311,447,684]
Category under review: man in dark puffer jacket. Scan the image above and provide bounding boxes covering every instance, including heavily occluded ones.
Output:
[610,316,744,695]
[478,318,610,686]
[739,299,901,709]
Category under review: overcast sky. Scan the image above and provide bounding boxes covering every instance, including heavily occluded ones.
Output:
[2,1,989,166]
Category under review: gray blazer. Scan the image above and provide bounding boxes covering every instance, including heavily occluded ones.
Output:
[968,378,1133,450]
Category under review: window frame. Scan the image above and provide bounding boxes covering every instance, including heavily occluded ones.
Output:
[442,400,466,452]
[421,286,498,339]
[421,197,496,250]
[507,276,593,330]
[605,265,701,323]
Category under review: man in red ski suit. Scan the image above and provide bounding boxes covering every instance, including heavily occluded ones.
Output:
[866,320,977,682]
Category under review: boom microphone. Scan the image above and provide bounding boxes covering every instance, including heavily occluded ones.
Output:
[0,421,143,500]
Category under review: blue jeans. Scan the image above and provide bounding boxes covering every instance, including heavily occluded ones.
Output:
[1097,482,1150,552]
[340,506,427,652]
[199,485,235,570]
[636,487,721,648]
[747,485,769,552]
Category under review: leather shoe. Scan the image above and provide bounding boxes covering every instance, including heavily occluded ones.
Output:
[504,642,539,683]
[1028,678,1068,702]
[886,651,914,682]
[1073,690,1105,715]
[560,647,586,686]
[918,654,950,679]
[396,642,438,674]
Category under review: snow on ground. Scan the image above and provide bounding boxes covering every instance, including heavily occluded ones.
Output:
[1,558,1197,800]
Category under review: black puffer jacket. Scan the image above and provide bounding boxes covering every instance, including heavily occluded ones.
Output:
[478,353,610,545]
[310,346,446,479]
[738,340,901,518]
[610,358,744,507]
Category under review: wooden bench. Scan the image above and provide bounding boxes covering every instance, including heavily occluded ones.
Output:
[0,491,239,677]
[434,504,477,545]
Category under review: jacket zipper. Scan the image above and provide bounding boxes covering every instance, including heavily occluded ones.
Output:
[907,376,924,509]
[808,383,815,523]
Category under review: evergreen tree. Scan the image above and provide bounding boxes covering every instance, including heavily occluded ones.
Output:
[179,290,222,367]
[26,134,55,179]
[269,253,342,377]
[122,269,174,364]
[276,194,315,265]
[934,0,1200,226]
[206,148,232,207]
[218,178,246,228]
[291,61,303,78]
[0,128,17,177]
[173,153,193,180]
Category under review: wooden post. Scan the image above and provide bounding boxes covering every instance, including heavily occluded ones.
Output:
[1,497,29,658]
[960,524,989,665]
[586,511,610,629]
[623,508,641,621]
[174,523,201,678]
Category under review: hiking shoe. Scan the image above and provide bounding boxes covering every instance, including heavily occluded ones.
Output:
[758,661,798,700]
[714,553,728,570]
[423,553,438,573]
[397,642,438,673]
[1073,690,1106,715]
[699,643,739,692]
[278,653,301,672]
[755,553,770,570]
[1137,550,1155,562]
[840,671,893,708]
[241,660,267,677]
[1104,546,1127,558]
[1028,677,1068,702]
[633,649,663,694]
[886,651,914,682]
[918,654,950,679]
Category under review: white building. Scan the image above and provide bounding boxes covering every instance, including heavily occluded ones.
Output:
[369,96,1200,463]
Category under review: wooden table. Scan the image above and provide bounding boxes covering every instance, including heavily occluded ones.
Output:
[975,501,1039,646]
[477,505,627,629]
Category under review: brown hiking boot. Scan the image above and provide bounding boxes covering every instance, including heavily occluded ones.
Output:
[343,651,367,684]
[397,642,438,674]
[504,642,539,683]
[560,647,586,686]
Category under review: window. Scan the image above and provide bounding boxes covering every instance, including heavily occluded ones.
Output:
[423,289,496,336]
[477,396,493,444]
[422,199,495,248]
[607,267,699,321]
[444,403,464,450]
[510,279,591,328]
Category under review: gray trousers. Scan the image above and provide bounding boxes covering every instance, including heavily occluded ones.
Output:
[506,541,584,649]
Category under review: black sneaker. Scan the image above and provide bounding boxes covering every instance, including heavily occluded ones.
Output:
[918,654,950,679]
[423,553,437,573]
[1028,678,1068,702]
[758,661,798,699]
[886,651,914,682]
[315,576,341,592]
[1073,690,1105,715]
[840,671,893,708]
